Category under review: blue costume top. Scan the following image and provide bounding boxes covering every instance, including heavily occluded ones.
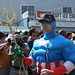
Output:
[29,21,75,74]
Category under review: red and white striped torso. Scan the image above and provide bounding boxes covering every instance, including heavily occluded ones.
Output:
[37,60,65,74]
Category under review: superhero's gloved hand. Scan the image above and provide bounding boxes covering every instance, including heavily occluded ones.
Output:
[41,65,67,75]
[24,57,32,66]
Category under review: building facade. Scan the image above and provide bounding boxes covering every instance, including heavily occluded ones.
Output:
[0,0,75,32]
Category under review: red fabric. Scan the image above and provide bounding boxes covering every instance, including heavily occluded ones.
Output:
[55,61,60,68]
[24,57,32,66]
[51,65,67,75]
[37,61,65,74]
[38,62,42,74]
[46,63,51,70]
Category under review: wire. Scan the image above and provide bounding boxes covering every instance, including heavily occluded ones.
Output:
[39,0,65,6]
[39,0,75,7]
[41,8,60,12]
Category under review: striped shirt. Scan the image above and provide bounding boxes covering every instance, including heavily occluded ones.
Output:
[37,60,65,74]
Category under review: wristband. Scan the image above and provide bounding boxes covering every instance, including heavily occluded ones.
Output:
[24,57,32,66]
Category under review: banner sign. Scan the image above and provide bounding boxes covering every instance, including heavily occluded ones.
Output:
[37,11,75,21]
[18,11,28,21]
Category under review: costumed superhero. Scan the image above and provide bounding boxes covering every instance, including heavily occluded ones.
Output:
[24,14,75,75]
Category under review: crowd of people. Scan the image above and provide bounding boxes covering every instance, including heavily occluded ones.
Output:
[0,13,75,75]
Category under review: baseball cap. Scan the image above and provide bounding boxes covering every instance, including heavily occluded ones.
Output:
[38,13,55,22]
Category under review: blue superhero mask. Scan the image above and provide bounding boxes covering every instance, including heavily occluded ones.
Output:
[40,20,56,29]
[40,20,56,39]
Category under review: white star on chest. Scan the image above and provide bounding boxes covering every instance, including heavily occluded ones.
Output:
[36,41,49,48]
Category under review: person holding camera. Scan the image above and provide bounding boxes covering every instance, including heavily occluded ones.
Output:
[9,34,30,75]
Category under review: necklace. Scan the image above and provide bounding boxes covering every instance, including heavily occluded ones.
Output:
[45,33,57,60]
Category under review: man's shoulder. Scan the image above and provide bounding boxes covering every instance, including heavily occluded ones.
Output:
[27,37,33,42]
[55,34,66,40]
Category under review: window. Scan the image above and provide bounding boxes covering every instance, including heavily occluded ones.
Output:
[21,5,35,14]
[63,7,72,13]
[21,5,36,20]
